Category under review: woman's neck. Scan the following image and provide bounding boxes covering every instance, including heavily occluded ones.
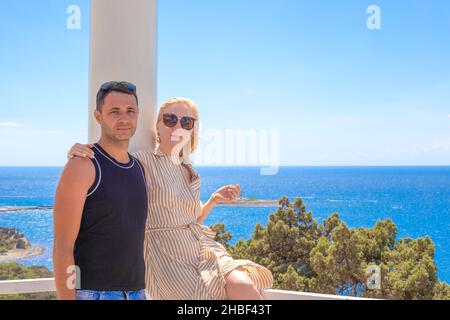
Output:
[159,143,182,157]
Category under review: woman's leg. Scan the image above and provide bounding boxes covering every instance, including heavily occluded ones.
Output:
[225,269,263,300]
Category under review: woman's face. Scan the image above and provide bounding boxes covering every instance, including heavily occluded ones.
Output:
[157,103,195,153]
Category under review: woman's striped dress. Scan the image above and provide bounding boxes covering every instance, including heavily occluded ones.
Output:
[132,146,273,300]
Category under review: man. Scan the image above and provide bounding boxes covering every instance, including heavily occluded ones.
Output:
[53,81,148,300]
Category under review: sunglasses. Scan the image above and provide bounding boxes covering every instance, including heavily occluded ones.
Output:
[100,81,137,92]
[162,113,196,131]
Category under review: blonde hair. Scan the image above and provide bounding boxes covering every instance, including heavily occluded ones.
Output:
[156,97,200,155]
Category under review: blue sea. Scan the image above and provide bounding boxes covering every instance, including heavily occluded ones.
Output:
[0,166,449,283]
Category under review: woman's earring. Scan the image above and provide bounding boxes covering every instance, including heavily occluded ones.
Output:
[156,131,161,143]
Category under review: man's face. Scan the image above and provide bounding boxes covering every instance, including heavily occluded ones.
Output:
[94,91,139,142]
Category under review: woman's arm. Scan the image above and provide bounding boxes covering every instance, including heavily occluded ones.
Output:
[197,196,219,224]
[196,185,241,224]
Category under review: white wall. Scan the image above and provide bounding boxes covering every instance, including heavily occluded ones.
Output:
[88,0,158,152]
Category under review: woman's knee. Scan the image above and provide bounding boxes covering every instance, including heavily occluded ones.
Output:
[226,270,255,290]
[225,269,263,300]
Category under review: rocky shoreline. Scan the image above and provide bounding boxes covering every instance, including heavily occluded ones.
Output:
[0,246,44,263]
[0,227,45,263]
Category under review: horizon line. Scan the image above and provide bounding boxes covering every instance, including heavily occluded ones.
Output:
[1,165,450,168]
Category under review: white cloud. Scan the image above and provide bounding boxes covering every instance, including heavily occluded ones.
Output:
[429,138,450,151]
[245,89,255,95]
[0,122,27,128]
[43,130,65,135]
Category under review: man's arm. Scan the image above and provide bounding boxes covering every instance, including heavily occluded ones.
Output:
[53,157,95,300]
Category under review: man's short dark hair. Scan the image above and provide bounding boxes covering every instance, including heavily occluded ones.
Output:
[96,81,139,111]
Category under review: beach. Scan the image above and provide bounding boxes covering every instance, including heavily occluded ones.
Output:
[0,246,44,263]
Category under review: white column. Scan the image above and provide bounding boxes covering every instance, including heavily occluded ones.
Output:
[88,0,157,152]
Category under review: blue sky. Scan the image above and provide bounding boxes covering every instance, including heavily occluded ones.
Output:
[0,0,449,166]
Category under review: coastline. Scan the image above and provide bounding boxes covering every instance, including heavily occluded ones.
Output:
[218,199,279,207]
[0,200,279,212]
[0,246,45,263]
[0,206,53,213]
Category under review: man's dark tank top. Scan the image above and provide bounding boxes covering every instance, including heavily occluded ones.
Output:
[74,143,148,291]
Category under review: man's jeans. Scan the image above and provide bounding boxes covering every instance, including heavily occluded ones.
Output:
[76,290,147,300]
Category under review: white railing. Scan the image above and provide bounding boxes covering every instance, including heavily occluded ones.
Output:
[261,289,372,300]
[0,278,372,300]
[0,278,55,295]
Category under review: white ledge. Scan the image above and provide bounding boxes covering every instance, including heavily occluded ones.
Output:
[0,278,56,295]
[261,289,373,300]
[0,278,373,300]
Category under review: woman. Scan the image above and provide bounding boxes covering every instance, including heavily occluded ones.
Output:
[68,97,273,300]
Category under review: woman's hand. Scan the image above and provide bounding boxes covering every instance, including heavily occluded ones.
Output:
[211,185,241,204]
[67,143,95,160]
[199,185,241,224]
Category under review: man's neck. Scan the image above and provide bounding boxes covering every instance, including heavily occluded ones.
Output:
[98,137,130,163]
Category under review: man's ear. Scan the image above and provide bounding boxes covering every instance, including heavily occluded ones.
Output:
[94,110,101,124]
